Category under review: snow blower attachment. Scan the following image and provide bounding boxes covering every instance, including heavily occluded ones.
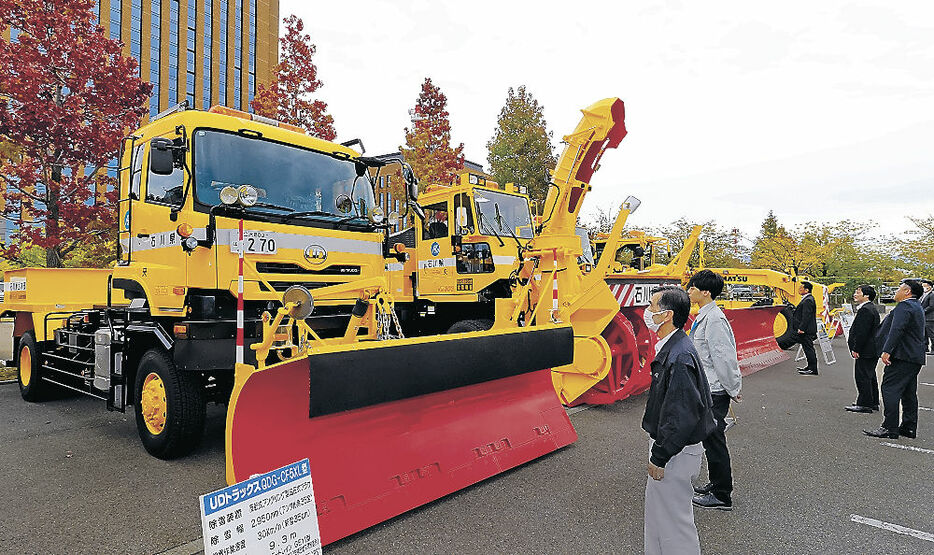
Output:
[225,282,576,545]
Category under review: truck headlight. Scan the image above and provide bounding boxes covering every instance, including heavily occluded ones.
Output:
[220,186,239,205]
[238,185,258,207]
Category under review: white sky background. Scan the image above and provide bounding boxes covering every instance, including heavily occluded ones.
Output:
[283,0,934,241]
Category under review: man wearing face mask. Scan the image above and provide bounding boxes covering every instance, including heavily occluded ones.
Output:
[642,286,717,555]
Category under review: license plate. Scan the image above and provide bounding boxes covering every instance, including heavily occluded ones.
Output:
[231,231,278,255]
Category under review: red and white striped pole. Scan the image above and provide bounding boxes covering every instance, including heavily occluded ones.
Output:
[236,218,244,365]
[551,248,559,321]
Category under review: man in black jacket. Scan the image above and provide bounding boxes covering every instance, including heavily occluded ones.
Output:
[920,279,934,355]
[845,285,881,413]
[642,286,716,555]
[794,281,820,375]
[864,279,927,439]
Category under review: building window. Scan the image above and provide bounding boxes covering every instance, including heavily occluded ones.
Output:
[233,0,242,109]
[219,0,228,106]
[149,0,161,117]
[110,0,121,39]
[248,0,256,108]
[203,0,213,109]
[130,0,142,61]
[168,0,179,104]
[186,0,196,106]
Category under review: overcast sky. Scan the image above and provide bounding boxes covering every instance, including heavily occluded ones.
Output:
[282,0,934,241]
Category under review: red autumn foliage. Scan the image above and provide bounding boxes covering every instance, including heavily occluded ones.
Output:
[0,0,151,267]
[251,14,336,141]
[401,78,465,190]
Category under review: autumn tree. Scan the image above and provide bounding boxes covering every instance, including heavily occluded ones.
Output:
[486,86,556,204]
[896,216,934,277]
[400,78,465,190]
[650,218,750,268]
[0,0,151,267]
[251,14,335,140]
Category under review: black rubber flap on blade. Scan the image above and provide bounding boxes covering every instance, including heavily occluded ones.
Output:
[308,326,573,417]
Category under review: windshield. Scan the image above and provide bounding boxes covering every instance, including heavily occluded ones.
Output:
[193,129,375,220]
[473,189,534,239]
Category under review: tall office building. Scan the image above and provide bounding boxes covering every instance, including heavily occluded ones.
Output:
[95,0,279,118]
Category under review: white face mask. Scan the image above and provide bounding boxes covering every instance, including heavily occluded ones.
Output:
[643,307,668,333]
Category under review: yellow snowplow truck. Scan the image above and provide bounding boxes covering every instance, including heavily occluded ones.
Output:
[0,104,537,460]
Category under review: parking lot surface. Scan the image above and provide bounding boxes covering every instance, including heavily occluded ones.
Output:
[1,339,932,554]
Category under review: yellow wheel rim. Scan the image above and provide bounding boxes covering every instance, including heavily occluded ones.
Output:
[773,312,789,338]
[19,345,31,387]
[141,372,167,435]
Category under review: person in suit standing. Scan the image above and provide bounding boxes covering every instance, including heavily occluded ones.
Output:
[794,281,819,375]
[920,279,934,355]
[864,279,927,439]
[845,285,881,413]
[642,286,716,555]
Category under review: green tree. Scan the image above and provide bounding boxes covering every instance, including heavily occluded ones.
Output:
[651,218,749,268]
[486,86,556,204]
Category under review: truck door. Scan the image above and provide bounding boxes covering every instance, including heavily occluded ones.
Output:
[415,200,453,296]
[121,139,200,311]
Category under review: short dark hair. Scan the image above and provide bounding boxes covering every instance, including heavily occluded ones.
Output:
[687,269,724,299]
[902,279,923,299]
[856,284,876,302]
[653,285,691,329]
[800,281,813,292]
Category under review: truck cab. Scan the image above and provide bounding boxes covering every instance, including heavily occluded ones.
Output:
[384,174,535,333]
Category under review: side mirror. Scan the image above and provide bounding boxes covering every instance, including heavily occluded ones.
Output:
[150,138,175,176]
[388,211,400,226]
[335,193,353,214]
[456,206,468,229]
[401,163,419,201]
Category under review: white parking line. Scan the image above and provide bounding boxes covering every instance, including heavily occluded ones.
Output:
[881,442,934,455]
[919,407,934,412]
[849,514,934,543]
[566,405,593,416]
[921,383,934,387]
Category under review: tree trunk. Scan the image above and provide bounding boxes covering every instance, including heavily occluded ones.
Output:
[46,164,63,268]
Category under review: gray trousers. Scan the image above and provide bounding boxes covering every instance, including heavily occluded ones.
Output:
[645,438,704,555]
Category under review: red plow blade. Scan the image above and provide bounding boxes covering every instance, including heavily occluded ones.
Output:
[722,305,789,375]
[226,327,577,545]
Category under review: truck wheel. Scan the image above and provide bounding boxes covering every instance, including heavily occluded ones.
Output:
[134,349,205,459]
[775,305,796,349]
[446,319,494,334]
[17,332,45,402]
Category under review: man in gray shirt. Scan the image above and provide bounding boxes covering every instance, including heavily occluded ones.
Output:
[686,270,742,511]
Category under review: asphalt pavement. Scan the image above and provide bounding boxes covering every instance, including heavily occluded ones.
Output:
[1,339,932,554]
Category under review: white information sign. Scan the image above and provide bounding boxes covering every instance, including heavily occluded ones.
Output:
[200,459,321,555]
[815,319,836,364]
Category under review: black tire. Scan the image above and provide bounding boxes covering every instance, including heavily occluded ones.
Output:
[17,332,45,402]
[446,319,494,334]
[775,305,796,350]
[134,349,205,459]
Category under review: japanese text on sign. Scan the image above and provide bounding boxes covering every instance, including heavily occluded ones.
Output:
[199,459,321,555]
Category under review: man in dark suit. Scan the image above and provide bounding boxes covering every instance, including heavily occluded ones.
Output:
[794,281,819,375]
[920,279,934,355]
[864,279,927,439]
[845,285,881,413]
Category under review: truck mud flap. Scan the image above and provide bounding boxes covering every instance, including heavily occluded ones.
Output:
[722,305,789,375]
[225,326,577,545]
